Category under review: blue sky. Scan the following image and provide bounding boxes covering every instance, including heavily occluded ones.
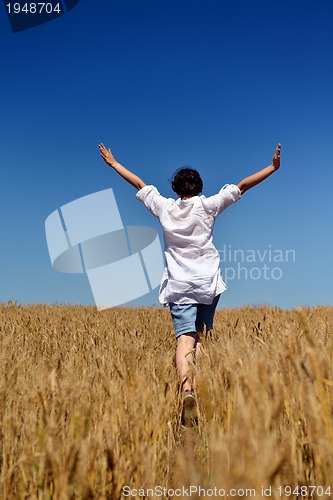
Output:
[0,0,332,309]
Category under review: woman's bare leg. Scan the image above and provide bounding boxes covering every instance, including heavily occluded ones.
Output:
[176,333,196,391]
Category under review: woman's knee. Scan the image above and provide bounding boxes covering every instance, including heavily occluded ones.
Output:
[177,332,197,347]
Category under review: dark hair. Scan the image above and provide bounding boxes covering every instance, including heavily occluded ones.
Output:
[170,167,203,197]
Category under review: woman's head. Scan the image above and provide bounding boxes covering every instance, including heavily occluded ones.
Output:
[171,167,203,197]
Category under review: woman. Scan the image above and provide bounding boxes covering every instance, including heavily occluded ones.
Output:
[99,142,281,425]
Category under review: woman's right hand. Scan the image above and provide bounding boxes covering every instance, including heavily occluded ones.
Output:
[272,143,281,170]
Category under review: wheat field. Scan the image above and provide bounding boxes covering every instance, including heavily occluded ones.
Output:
[1,303,333,499]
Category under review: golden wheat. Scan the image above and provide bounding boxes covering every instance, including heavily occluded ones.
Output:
[0,303,333,498]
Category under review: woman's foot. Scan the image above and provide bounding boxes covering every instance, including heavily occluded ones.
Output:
[181,390,197,426]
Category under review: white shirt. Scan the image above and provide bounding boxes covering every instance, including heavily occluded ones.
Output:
[136,184,241,305]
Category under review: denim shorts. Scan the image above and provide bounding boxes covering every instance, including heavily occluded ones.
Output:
[169,295,220,338]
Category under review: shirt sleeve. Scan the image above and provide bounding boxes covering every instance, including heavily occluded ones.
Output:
[135,185,168,218]
[201,184,241,218]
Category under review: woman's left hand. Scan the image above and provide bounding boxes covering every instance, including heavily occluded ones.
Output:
[98,143,117,167]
